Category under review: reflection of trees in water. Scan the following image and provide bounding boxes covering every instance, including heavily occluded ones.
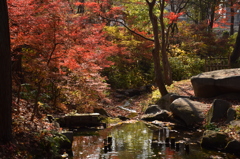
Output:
[110,122,153,158]
[72,136,103,158]
[71,122,238,159]
[72,122,154,158]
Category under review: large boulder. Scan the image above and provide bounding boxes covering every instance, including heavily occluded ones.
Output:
[206,99,233,124]
[201,130,230,150]
[201,130,240,155]
[157,93,189,111]
[169,98,209,126]
[225,140,240,155]
[157,93,175,111]
[191,68,240,98]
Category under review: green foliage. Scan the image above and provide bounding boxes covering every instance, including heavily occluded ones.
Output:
[1,129,70,158]
[222,30,230,38]
[205,122,220,131]
[228,32,238,52]
[104,26,141,46]
[230,32,238,42]
[121,0,153,32]
[102,58,154,89]
[151,89,161,103]
[34,130,70,158]
[169,55,205,81]
[102,26,154,89]
[236,106,240,119]
[176,22,233,58]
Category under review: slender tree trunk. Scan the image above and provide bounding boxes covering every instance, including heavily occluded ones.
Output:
[146,0,168,96]
[230,0,235,35]
[30,80,43,121]
[152,49,168,96]
[77,0,85,13]
[159,0,172,85]
[209,0,217,32]
[0,0,12,144]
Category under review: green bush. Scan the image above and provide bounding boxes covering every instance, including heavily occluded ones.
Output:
[101,58,154,89]
[169,55,205,81]
[103,54,205,88]
[34,130,70,158]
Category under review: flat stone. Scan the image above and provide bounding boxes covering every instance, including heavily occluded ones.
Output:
[191,68,240,98]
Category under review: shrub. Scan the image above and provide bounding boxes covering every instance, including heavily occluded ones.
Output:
[102,58,154,89]
[169,55,205,81]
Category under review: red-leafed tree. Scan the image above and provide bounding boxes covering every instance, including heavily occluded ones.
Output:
[8,0,124,114]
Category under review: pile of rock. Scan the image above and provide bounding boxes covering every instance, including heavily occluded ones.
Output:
[141,68,240,156]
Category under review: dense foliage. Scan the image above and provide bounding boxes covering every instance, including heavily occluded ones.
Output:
[1,0,240,157]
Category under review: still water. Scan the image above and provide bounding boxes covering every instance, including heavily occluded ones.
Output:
[72,121,238,159]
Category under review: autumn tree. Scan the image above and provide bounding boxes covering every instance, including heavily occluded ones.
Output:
[8,0,123,113]
[167,0,189,35]
[226,0,240,35]
[184,0,224,31]
[0,0,12,144]
[97,0,186,95]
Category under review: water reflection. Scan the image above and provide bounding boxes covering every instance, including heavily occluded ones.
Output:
[110,122,153,159]
[72,121,238,159]
[72,136,103,158]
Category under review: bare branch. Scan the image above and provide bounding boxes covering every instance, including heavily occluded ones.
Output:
[100,16,154,42]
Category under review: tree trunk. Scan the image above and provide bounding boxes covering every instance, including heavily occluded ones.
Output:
[31,79,43,121]
[208,0,217,32]
[0,0,12,144]
[77,0,85,13]
[159,0,172,85]
[230,0,235,35]
[146,0,168,96]
[230,23,240,67]
[152,49,168,96]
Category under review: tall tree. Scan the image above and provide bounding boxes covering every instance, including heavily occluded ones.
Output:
[0,0,12,144]
[100,0,185,95]
[146,0,168,95]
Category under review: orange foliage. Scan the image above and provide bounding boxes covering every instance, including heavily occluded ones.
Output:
[8,0,126,112]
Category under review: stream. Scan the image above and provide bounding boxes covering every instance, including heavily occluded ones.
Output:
[71,121,238,159]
